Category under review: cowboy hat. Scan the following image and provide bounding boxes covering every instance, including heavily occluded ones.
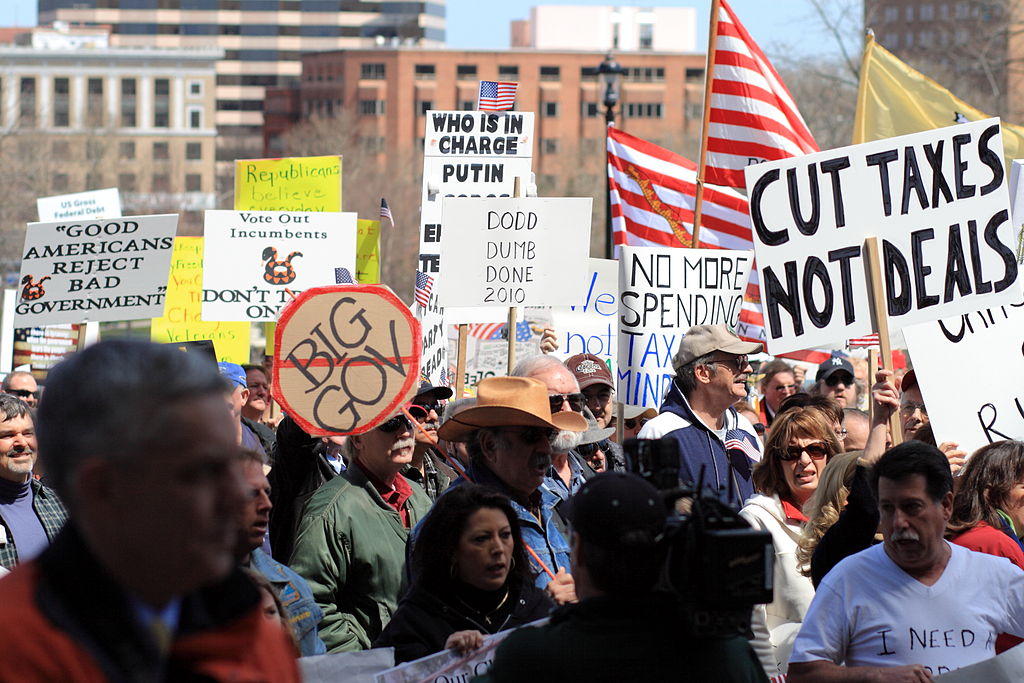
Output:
[438,376,588,442]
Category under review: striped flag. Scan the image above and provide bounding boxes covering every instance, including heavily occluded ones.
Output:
[848,334,880,348]
[607,126,765,345]
[466,322,505,340]
[704,0,818,188]
[379,198,394,229]
[334,267,354,284]
[414,270,433,308]
[477,80,518,112]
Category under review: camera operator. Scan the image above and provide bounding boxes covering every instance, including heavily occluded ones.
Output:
[478,472,766,682]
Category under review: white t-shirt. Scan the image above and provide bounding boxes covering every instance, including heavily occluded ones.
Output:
[790,542,1024,676]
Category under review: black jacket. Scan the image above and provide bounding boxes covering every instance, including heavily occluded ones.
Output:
[375,581,552,664]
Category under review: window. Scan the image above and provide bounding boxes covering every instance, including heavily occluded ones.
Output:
[498,65,518,79]
[920,4,935,20]
[583,102,600,118]
[360,63,386,80]
[539,66,560,81]
[884,6,899,22]
[153,141,170,160]
[414,64,435,80]
[185,173,202,192]
[955,2,969,19]
[685,68,704,82]
[119,141,135,159]
[460,100,475,111]
[121,78,136,127]
[627,67,665,82]
[939,4,949,20]
[152,174,171,192]
[53,77,70,127]
[638,23,653,49]
[188,107,203,129]
[581,139,599,154]
[905,31,914,47]
[20,77,36,127]
[358,99,385,115]
[52,173,69,192]
[86,78,104,127]
[456,64,477,79]
[86,172,102,190]
[919,31,934,47]
[542,138,559,154]
[53,141,71,158]
[581,66,599,81]
[188,80,203,96]
[86,140,105,160]
[905,5,914,20]
[185,142,202,160]
[118,173,136,191]
[361,136,385,153]
[686,102,703,119]
[543,101,559,117]
[625,102,663,118]
[154,78,170,127]
[417,100,433,115]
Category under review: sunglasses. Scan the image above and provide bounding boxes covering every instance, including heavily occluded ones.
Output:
[708,355,749,374]
[378,405,428,433]
[413,400,443,415]
[8,389,37,399]
[548,393,585,412]
[504,426,558,446]
[577,439,610,457]
[825,373,853,387]
[777,442,829,461]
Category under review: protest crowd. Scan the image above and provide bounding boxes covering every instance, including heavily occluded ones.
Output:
[5,1,1024,681]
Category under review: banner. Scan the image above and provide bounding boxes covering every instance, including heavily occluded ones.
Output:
[357,219,381,284]
[234,155,342,212]
[36,187,121,222]
[201,210,357,322]
[903,300,1024,454]
[437,197,592,308]
[273,285,421,436]
[745,118,1021,354]
[150,237,250,363]
[549,258,618,372]
[617,247,753,408]
[16,214,177,327]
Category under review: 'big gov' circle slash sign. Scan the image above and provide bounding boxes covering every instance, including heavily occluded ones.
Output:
[273,285,422,436]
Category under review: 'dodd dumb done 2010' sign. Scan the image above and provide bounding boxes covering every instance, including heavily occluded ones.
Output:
[745,118,1022,354]
[273,285,421,436]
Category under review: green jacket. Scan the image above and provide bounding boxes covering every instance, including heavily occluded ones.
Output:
[288,460,431,653]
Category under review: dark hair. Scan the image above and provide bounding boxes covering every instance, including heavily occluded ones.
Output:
[675,352,716,396]
[911,423,936,447]
[241,364,268,381]
[754,406,841,499]
[947,441,1024,536]
[579,529,666,596]
[0,393,31,421]
[871,441,952,503]
[777,393,844,427]
[412,484,532,593]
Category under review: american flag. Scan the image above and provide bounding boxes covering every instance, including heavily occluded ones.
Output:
[466,322,505,340]
[334,267,354,284]
[477,80,518,112]
[704,0,819,188]
[606,126,766,346]
[848,334,880,348]
[725,430,762,461]
[414,270,433,308]
[379,198,394,229]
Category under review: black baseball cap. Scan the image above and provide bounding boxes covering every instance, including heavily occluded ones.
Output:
[564,472,667,548]
[415,380,453,403]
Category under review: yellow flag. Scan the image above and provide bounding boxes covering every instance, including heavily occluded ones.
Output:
[854,34,1024,166]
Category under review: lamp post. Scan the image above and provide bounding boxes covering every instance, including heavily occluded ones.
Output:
[597,53,624,259]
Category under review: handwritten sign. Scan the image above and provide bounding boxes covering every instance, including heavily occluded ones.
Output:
[234,155,342,212]
[36,187,121,222]
[15,214,177,327]
[437,197,592,308]
[745,118,1021,354]
[357,219,381,284]
[617,247,753,408]
[273,285,421,436]
[415,290,448,389]
[903,299,1024,454]
[150,237,250,363]
[201,210,357,322]
[550,258,618,372]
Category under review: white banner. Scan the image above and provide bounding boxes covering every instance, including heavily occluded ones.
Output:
[201,210,357,322]
[745,118,1021,354]
[617,246,753,408]
[36,187,121,222]
[903,299,1024,454]
[550,258,618,373]
[15,214,177,327]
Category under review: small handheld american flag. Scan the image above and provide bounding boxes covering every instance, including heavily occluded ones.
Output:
[334,267,354,284]
[414,270,433,308]
[477,81,518,112]
[379,198,394,229]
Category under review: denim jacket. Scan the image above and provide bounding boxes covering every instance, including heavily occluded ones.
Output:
[250,548,327,657]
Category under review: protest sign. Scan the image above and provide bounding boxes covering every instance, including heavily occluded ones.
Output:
[617,246,753,408]
[451,315,546,392]
[745,118,1022,354]
[357,219,381,284]
[935,639,1024,681]
[15,214,177,327]
[903,299,1024,454]
[36,187,121,222]
[201,210,357,322]
[300,647,394,683]
[549,258,618,371]
[150,237,250,363]
[415,290,449,389]
[273,285,421,436]
[437,197,592,308]
[234,155,342,212]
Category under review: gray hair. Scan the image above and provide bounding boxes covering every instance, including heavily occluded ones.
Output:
[511,355,579,391]
[37,340,228,502]
[675,352,717,396]
[0,394,30,422]
[441,397,476,427]
[2,371,35,392]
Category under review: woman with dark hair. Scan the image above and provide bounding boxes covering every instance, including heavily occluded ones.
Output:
[374,484,553,663]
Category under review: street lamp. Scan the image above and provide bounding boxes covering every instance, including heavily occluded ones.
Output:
[597,53,624,259]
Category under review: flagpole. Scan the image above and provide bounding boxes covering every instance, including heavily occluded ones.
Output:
[691,0,722,249]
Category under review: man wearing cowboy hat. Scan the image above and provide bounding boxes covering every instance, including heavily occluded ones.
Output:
[638,324,763,508]
[438,376,587,603]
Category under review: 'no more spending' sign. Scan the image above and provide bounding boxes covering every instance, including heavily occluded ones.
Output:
[745,118,1022,354]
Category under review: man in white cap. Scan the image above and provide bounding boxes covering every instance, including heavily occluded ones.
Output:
[638,324,762,508]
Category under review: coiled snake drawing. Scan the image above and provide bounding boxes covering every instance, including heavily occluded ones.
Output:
[625,163,693,247]
[21,275,50,300]
[261,247,302,285]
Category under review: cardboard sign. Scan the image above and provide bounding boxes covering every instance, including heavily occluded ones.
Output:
[617,247,753,408]
[273,285,421,436]
[15,214,177,327]
[150,237,250,363]
[550,258,619,370]
[414,290,449,389]
[356,219,381,284]
[437,197,592,308]
[903,299,1024,454]
[234,155,342,212]
[36,188,121,222]
[201,210,357,322]
[745,118,1022,354]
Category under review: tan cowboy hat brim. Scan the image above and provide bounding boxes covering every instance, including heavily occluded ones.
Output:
[438,405,588,443]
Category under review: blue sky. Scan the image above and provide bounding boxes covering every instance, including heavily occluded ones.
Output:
[1,0,861,60]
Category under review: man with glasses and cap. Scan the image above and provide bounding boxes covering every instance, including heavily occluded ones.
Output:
[289,406,432,652]
[404,380,455,500]
[438,375,587,604]
[2,371,39,408]
[812,355,856,409]
[639,324,763,508]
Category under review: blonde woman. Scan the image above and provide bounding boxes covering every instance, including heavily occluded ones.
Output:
[795,451,863,581]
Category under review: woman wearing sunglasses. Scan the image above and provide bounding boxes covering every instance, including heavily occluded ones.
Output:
[739,406,841,679]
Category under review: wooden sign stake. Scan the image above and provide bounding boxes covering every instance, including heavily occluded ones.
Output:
[455,324,468,398]
[865,236,902,446]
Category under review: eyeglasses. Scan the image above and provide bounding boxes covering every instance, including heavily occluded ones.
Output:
[548,393,585,412]
[708,355,749,374]
[899,401,928,417]
[577,439,610,457]
[378,405,428,433]
[825,373,853,387]
[835,427,848,438]
[777,442,829,461]
[7,389,37,399]
[413,400,443,415]
[503,426,558,446]
[624,418,645,430]
[772,384,798,393]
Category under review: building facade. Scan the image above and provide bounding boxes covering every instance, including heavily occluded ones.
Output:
[511,5,697,53]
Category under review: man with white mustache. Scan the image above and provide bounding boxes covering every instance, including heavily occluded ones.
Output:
[289,408,432,652]
[790,442,1024,681]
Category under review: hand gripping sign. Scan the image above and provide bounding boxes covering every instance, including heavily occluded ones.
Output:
[273,285,421,436]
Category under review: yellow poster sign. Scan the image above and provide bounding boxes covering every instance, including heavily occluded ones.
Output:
[234,155,343,212]
[357,219,381,284]
[151,237,250,363]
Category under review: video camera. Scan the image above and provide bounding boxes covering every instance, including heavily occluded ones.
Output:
[624,436,774,638]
